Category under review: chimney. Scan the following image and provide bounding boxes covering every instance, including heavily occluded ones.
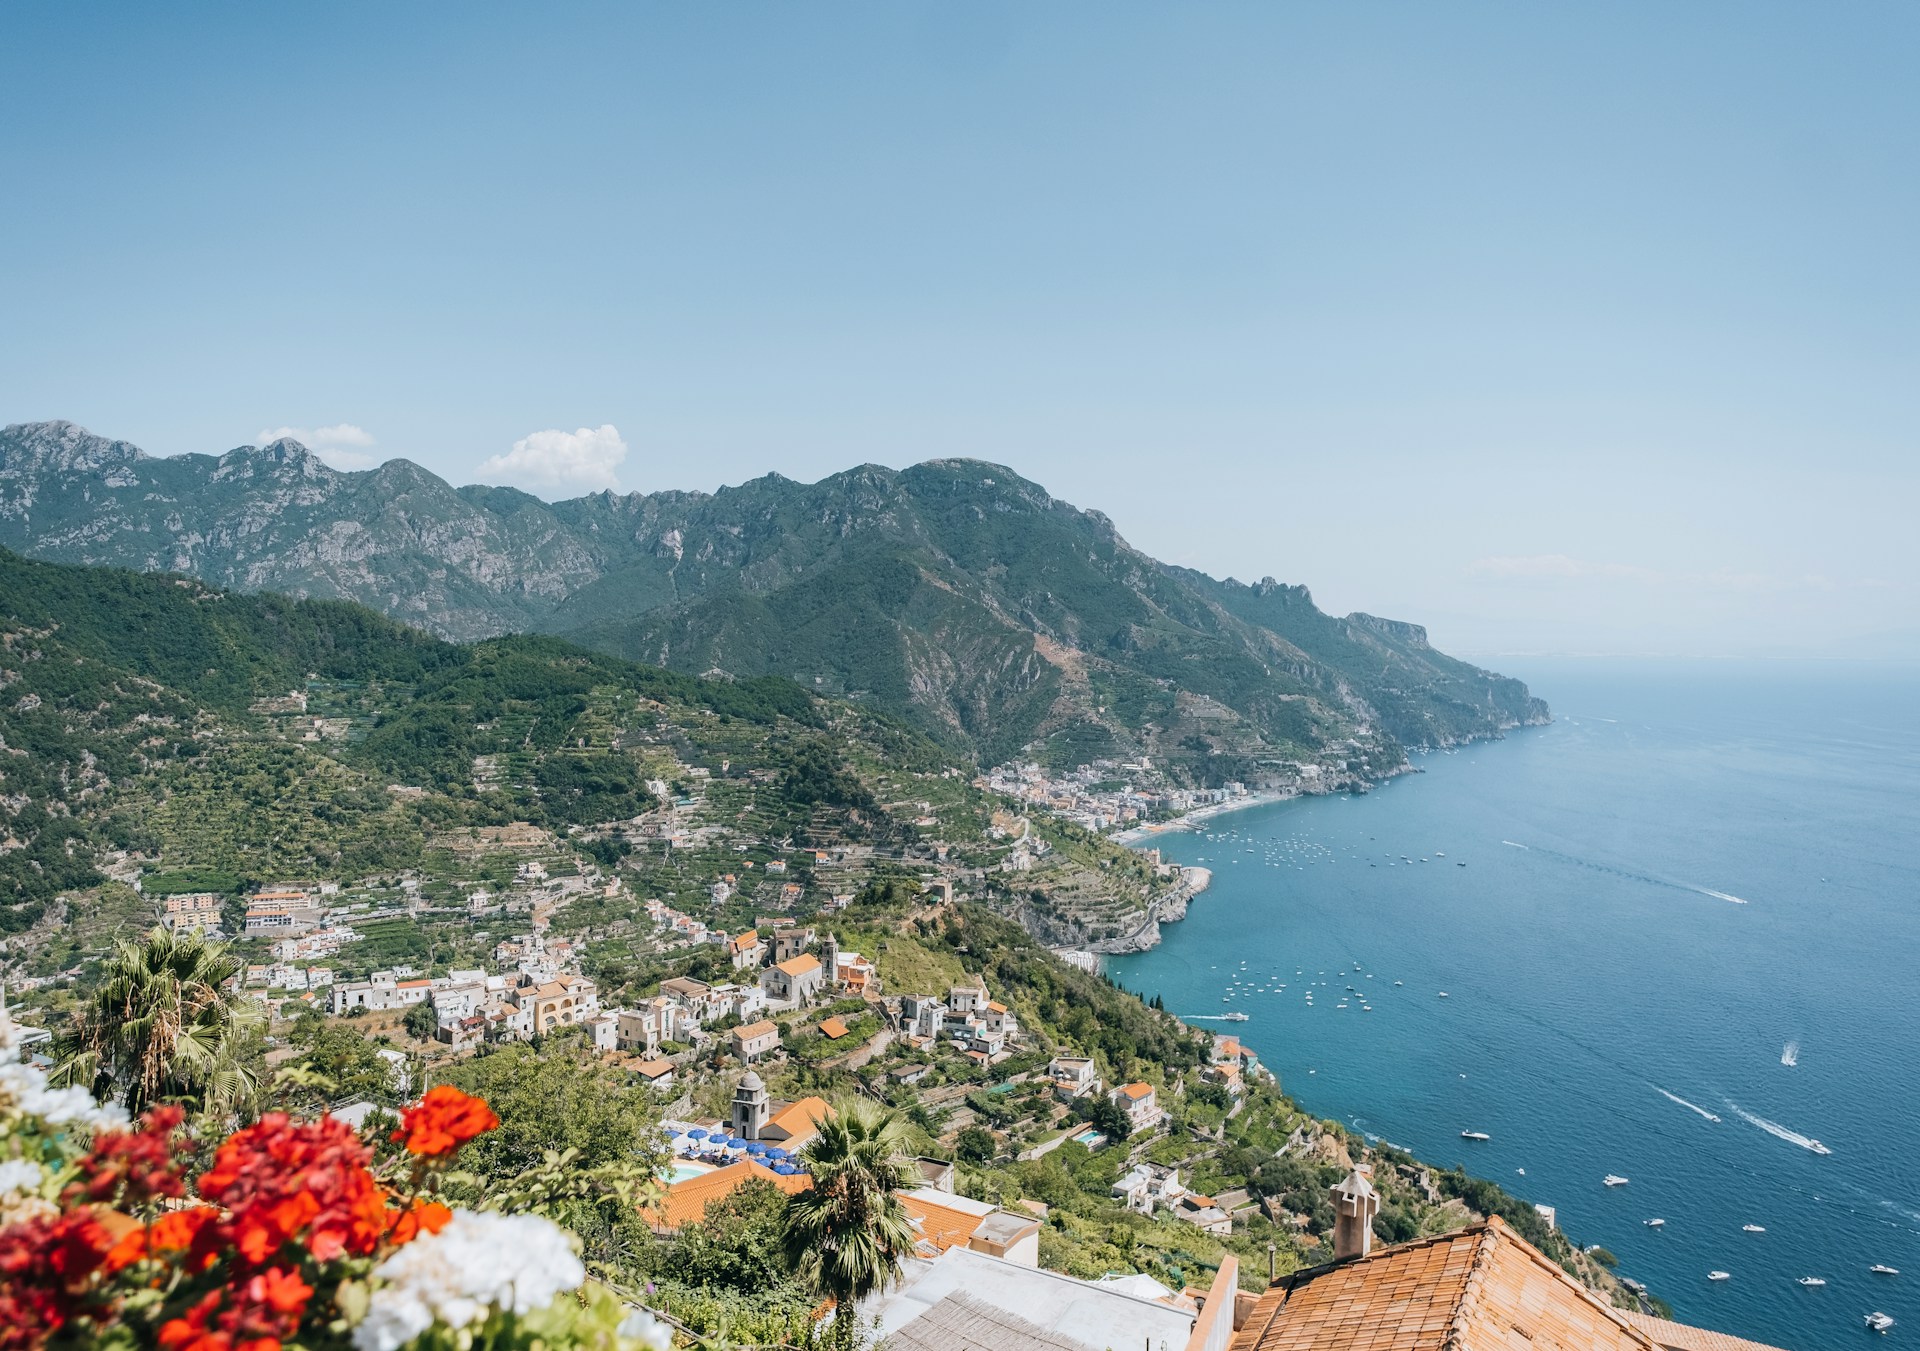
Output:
[1331,1163,1380,1261]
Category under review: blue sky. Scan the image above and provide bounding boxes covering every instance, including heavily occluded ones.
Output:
[3,3,1915,656]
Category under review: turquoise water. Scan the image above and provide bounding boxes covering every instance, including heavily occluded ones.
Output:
[1109,660,1920,1350]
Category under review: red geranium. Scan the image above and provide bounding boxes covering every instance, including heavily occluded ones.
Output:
[384,1197,453,1245]
[156,1262,310,1351]
[68,1104,189,1208]
[390,1085,498,1158]
[0,1210,119,1351]
[195,1113,388,1266]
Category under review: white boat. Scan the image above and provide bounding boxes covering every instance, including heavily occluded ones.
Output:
[1797,1277,1826,1287]
[1708,1271,1731,1281]
[1438,991,1450,999]
[1221,1012,1249,1022]
[1604,1175,1630,1187]
[1644,1219,1665,1228]
[1870,1264,1899,1275]
[1742,1224,1766,1233]
[1461,1131,1491,1141]
[1866,1312,1895,1333]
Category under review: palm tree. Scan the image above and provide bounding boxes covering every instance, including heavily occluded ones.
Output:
[54,926,262,1119]
[784,1100,919,1348]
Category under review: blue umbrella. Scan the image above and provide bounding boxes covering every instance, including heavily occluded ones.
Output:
[772,1164,796,1175]
[767,1147,790,1159]
[687,1128,709,1139]
[746,1141,768,1154]
[724,1138,747,1151]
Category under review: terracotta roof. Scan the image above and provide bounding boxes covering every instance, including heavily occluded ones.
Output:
[734,1019,778,1040]
[765,1095,832,1140]
[1117,1082,1154,1100]
[633,1059,675,1079]
[1621,1311,1795,1351]
[645,1158,810,1232]
[901,1192,988,1253]
[776,953,821,976]
[1228,1217,1790,1351]
[819,1017,851,1039]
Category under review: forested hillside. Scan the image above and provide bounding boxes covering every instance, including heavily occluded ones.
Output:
[0,422,1547,777]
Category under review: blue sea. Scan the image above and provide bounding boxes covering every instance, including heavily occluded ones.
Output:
[1109,659,1920,1351]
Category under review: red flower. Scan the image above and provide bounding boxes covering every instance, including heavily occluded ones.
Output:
[157,1264,307,1351]
[384,1197,453,1245]
[69,1105,188,1208]
[195,1113,387,1267]
[391,1086,498,1158]
[104,1206,224,1275]
[0,1210,119,1350]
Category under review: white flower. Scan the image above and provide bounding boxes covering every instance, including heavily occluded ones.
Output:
[0,1157,46,1195]
[0,1059,129,1131]
[618,1309,674,1350]
[353,1209,586,1351]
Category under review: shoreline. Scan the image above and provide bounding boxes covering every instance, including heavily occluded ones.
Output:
[1111,788,1301,845]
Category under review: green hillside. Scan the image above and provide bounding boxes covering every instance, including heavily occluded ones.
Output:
[0,422,1548,778]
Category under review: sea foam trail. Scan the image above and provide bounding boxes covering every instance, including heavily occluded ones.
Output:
[1656,1087,1721,1122]
[1501,840,1750,906]
[1782,1041,1800,1067]
[1728,1102,1833,1155]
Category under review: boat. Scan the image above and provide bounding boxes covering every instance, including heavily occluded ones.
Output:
[1221,1012,1249,1022]
[1797,1277,1826,1287]
[1644,1219,1665,1228]
[1604,1175,1630,1187]
[1866,1312,1896,1333]
[1870,1264,1899,1275]
[1620,1278,1647,1294]
[1437,991,1450,999]
[1708,1271,1731,1282]
[1742,1225,1766,1233]
[1394,980,1404,986]
[1461,1131,1491,1141]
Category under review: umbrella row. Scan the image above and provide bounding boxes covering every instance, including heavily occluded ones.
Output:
[670,1127,808,1175]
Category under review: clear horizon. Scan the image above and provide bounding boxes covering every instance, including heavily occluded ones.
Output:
[4,4,1915,659]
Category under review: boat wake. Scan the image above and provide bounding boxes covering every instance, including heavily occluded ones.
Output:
[1656,1087,1721,1122]
[1781,1041,1800,1067]
[1728,1102,1833,1155]
[1499,841,1749,905]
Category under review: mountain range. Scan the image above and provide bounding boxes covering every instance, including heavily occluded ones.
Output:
[0,420,1547,773]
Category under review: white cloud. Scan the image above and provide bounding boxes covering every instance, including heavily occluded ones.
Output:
[256,422,380,470]
[476,425,628,495]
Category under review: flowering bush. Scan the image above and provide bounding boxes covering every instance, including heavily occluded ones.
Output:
[0,1042,672,1351]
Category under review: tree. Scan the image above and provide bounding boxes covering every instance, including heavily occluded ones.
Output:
[434,1038,668,1182]
[274,1014,405,1112]
[1084,1092,1134,1142]
[784,1100,918,1348]
[403,998,439,1042]
[669,1177,796,1292]
[954,1125,996,1165]
[53,926,262,1119]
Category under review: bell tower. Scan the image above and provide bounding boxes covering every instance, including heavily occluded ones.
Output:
[731,1070,771,1141]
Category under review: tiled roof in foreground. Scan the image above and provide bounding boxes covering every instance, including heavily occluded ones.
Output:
[1228,1217,1792,1351]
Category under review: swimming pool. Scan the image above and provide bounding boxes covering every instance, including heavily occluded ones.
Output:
[668,1161,717,1183]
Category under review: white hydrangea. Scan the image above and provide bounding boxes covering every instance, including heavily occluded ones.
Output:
[0,1157,47,1195]
[617,1309,674,1351]
[353,1209,586,1351]
[0,1053,130,1131]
